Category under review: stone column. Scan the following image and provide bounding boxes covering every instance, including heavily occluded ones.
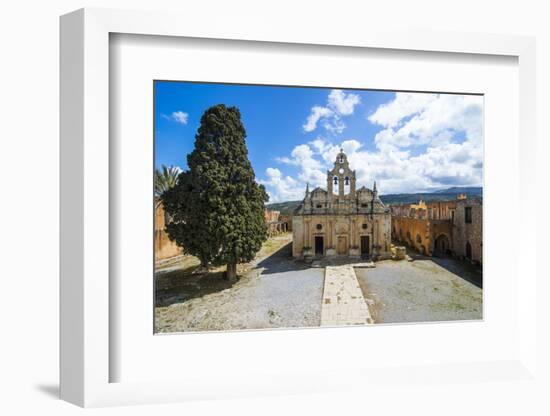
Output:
[303,219,308,249]
[338,175,344,197]
[328,219,332,247]
[350,217,354,247]
[326,217,336,256]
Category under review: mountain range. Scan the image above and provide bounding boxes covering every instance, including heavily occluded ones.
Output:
[266,186,483,215]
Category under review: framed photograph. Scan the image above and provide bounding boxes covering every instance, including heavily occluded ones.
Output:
[152,81,484,333]
[60,8,538,407]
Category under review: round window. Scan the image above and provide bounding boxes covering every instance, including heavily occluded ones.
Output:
[316,224,322,230]
[362,223,368,230]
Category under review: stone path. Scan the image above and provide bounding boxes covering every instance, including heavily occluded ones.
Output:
[320,265,373,326]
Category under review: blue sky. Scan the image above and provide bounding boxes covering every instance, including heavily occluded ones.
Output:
[155,81,483,202]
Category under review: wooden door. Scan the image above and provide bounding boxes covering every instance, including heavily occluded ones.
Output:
[360,235,370,257]
[337,236,347,255]
[314,236,324,256]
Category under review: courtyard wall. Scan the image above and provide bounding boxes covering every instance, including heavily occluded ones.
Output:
[155,201,183,262]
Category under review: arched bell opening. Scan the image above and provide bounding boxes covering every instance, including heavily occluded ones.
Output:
[332,176,339,195]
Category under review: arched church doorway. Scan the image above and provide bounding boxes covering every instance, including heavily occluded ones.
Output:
[434,234,451,257]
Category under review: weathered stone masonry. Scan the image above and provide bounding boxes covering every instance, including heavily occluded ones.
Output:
[155,200,184,262]
[292,150,392,260]
[391,196,482,265]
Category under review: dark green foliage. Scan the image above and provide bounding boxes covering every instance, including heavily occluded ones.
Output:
[161,105,269,276]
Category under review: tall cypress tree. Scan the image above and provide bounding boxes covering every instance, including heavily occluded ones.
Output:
[162,104,269,281]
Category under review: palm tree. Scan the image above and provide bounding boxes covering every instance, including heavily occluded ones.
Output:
[154,165,181,197]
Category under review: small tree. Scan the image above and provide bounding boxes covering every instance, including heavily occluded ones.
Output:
[162,104,268,281]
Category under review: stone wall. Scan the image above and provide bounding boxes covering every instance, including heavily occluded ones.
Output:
[264,209,280,223]
[265,209,288,236]
[392,217,431,255]
[391,199,457,221]
[452,198,483,264]
[292,216,305,257]
[430,220,453,254]
[279,214,293,231]
[155,201,183,262]
[391,197,482,265]
[267,221,288,236]
[426,200,458,220]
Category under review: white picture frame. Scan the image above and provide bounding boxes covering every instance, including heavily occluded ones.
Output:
[60,7,538,407]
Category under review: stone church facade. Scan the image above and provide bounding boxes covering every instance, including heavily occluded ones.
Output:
[292,150,392,260]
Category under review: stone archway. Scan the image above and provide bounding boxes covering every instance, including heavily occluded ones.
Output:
[466,241,472,260]
[434,234,451,257]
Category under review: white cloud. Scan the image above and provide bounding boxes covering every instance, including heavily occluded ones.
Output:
[259,168,305,203]
[303,106,333,132]
[368,93,436,128]
[263,92,483,198]
[341,139,362,154]
[369,93,483,151]
[310,136,481,194]
[321,116,346,134]
[263,139,368,201]
[328,89,361,115]
[276,144,326,186]
[302,89,360,134]
[162,111,189,124]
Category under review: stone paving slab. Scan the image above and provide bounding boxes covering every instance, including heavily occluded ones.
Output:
[320,265,373,326]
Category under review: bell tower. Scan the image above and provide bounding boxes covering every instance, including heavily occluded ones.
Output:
[327,149,356,198]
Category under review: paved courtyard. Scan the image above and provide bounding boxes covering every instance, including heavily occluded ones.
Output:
[155,236,483,332]
[155,237,325,333]
[355,257,483,324]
